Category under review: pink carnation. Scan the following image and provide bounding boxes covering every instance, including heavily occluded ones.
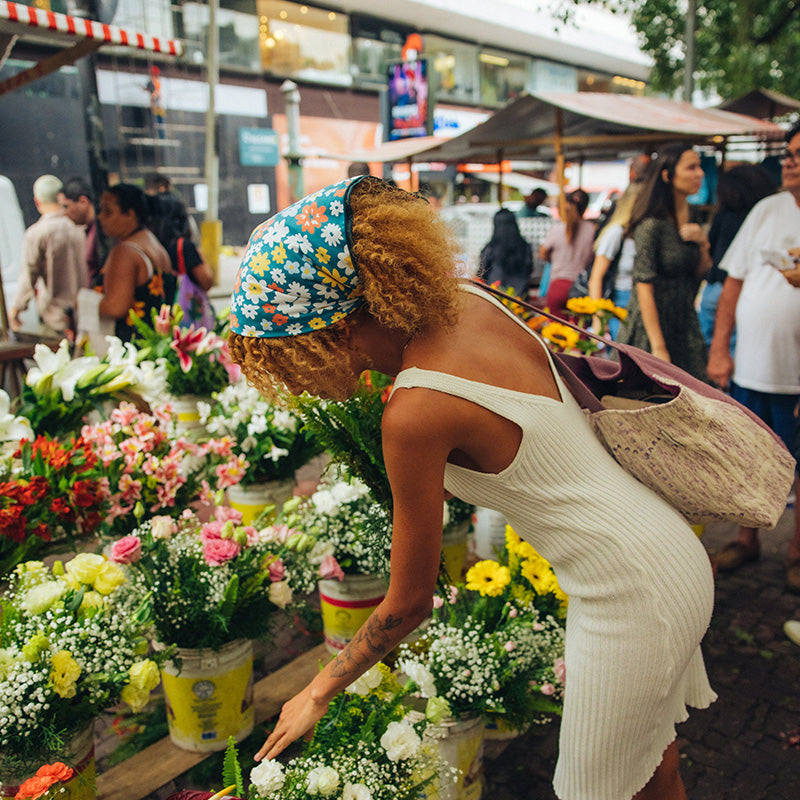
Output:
[214,506,243,524]
[199,520,224,543]
[319,554,345,581]
[540,683,556,696]
[110,535,142,564]
[203,538,241,566]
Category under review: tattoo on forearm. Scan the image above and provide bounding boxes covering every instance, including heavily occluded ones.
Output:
[329,613,404,679]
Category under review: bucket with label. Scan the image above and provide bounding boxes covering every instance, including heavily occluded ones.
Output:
[318,574,387,654]
[470,508,507,561]
[170,395,208,434]
[160,638,254,752]
[227,479,295,526]
[424,715,485,800]
[441,520,470,581]
[1,723,96,800]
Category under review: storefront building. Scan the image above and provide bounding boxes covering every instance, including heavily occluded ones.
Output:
[0,0,649,244]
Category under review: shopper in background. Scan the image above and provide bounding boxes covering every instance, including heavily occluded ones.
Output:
[58,177,108,289]
[617,143,711,381]
[10,174,85,338]
[478,207,534,296]
[538,189,595,317]
[697,164,777,346]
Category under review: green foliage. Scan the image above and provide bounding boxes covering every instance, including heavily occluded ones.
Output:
[554,0,800,100]
[294,372,393,511]
[223,736,245,797]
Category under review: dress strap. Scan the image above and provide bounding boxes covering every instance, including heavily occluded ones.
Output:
[120,241,155,279]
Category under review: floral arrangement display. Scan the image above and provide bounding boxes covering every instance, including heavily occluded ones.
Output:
[262,472,393,597]
[79,402,243,539]
[395,527,567,730]
[0,436,110,576]
[14,339,166,437]
[227,663,450,800]
[110,506,294,650]
[0,389,33,444]
[129,305,237,398]
[198,382,320,488]
[0,555,165,778]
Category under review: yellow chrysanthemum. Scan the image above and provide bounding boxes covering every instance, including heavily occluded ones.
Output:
[465,560,511,597]
[541,323,580,351]
[566,296,598,316]
[50,650,81,698]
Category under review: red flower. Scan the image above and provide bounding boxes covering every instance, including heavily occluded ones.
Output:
[50,497,73,517]
[0,505,26,542]
[72,479,100,508]
[14,762,74,800]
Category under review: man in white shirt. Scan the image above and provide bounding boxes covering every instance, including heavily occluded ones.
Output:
[708,122,800,592]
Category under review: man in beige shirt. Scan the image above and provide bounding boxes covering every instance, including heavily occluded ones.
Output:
[10,174,86,336]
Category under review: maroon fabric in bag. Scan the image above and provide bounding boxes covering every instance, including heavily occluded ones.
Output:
[473,281,796,527]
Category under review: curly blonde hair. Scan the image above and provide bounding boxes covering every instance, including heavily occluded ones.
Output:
[228,178,462,400]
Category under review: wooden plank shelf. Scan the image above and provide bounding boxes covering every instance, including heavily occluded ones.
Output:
[96,643,330,800]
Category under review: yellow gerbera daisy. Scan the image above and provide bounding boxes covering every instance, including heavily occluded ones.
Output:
[613,306,628,321]
[505,526,521,550]
[594,297,616,312]
[465,560,511,597]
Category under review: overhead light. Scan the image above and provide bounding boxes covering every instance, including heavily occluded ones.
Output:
[480,53,509,67]
[328,12,336,20]
[300,5,308,13]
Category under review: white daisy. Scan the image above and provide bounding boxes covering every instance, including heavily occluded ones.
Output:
[314,282,340,300]
[286,233,313,254]
[243,277,269,303]
[240,304,259,319]
[270,268,287,284]
[329,199,344,216]
[284,259,301,274]
[337,247,354,274]
[300,264,316,280]
[241,324,259,336]
[262,217,289,246]
[320,222,344,247]
[285,323,304,335]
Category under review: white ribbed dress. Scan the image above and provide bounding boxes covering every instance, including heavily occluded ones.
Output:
[392,285,717,800]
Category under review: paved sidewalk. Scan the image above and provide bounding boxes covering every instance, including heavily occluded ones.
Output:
[484,510,800,799]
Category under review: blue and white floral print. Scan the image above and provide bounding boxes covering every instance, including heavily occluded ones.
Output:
[230,177,367,337]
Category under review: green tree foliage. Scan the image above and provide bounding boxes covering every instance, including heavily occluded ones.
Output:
[554,0,800,99]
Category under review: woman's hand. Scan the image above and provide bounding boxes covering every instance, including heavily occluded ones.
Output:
[254,683,330,762]
[678,223,708,247]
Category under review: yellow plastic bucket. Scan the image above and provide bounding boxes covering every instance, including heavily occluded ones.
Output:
[318,574,387,654]
[424,716,485,800]
[441,521,469,581]
[1,724,96,800]
[227,480,295,526]
[160,639,254,752]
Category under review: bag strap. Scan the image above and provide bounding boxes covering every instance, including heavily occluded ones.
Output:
[177,237,186,275]
[470,279,619,354]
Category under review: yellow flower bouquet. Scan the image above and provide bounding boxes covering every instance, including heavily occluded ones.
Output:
[396,528,567,729]
[0,555,167,778]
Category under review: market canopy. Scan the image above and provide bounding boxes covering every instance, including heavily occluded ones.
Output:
[0,0,182,98]
[718,88,800,120]
[388,92,784,165]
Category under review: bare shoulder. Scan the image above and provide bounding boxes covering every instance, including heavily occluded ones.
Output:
[382,385,466,455]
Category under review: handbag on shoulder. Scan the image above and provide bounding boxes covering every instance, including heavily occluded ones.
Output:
[175,237,217,331]
[476,281,795,528]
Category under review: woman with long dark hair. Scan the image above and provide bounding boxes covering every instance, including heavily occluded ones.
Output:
[478,208,533,295]
[617,143,712,380]
[97,183,175,341]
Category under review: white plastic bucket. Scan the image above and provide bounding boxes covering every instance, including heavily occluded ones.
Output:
[424,716,485,800]
[227,480,295,525]
[1,723,96,800]
[470,508,507,561]
[318,574,387,654]
[171,395,207,434]
[160,638,254,752]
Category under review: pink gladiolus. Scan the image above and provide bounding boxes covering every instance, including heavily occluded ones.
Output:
[268,558,285,581]
[110,535,142,564]
[319,554,345,581]
[203,538,241,566]
[154,304,172,335]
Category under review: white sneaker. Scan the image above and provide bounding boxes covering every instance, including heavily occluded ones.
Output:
[784,619,800,646]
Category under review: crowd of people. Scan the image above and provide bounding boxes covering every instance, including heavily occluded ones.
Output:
[8,171,214,345]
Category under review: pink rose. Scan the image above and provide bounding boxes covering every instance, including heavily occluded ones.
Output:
[268,558,285,582]
[540,683,556,696]
[319,554,345,581]
[203,538,241,566]
[110,535,142,564]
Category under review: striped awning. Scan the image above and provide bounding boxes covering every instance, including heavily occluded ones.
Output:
[0,0,182,97]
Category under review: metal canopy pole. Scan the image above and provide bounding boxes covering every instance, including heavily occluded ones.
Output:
[201,0,222,280]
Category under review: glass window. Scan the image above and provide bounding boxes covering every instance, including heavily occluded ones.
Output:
[479,49,529,106]
[183,1,261,71]
[425,35,478,105]
[256,1,351,86]
[350,16,407,87]
[110,0,175,41]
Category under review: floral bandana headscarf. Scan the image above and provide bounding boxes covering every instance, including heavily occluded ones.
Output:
[230,176,367,338]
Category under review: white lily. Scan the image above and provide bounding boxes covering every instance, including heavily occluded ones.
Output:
[0,389,33,442]
[25,340,100,402]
